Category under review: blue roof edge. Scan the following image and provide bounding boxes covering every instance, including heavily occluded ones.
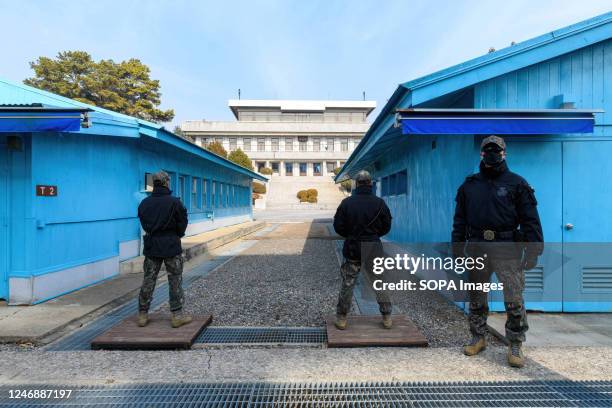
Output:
[0,77,266,181]
[402,11,612,91]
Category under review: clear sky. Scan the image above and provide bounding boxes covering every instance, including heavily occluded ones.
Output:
[1,1,610,128]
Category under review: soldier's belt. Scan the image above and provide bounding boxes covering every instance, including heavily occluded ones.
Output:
[469,228,516,241]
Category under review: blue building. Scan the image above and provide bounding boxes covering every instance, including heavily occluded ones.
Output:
[337,12,612,312]
[0,78,266,305]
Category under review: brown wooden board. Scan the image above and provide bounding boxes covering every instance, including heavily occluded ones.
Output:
[326,315,428,348]
[91,313,212,350]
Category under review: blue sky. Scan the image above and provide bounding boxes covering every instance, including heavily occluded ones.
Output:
[1,1,610,128]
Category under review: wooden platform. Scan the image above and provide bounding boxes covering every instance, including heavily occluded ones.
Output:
[326,315,428,348]
[91,313,212,350]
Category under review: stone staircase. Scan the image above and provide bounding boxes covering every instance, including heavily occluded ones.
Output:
[265,175,347,210]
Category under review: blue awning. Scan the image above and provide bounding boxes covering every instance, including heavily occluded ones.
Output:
[396,109,599,135]
[0,104,90,133]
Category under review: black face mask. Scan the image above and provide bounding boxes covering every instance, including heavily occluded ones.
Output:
[482,149,504,166]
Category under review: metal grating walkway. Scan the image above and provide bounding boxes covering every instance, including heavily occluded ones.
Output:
[46,241,258,351]
[195,327,327,344]
[2,380,612,407]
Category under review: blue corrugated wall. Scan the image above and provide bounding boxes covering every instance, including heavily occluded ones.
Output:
[371,38,612,312]
[4,129,253,302]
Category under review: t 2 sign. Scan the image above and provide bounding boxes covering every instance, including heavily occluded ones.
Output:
[36,185,58,197]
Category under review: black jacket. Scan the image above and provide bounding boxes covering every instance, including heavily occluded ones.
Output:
[138,185,188,258]
[333,185,392,261]
[452,161,543,258]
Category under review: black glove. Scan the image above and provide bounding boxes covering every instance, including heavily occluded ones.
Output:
[523,255,538,270]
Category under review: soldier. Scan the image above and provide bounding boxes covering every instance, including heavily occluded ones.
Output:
[137,170,192,328]
[333,170,393,330]
[452,135,543,368]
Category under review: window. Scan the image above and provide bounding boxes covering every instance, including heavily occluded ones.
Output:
[313,162,321,176]
[271,138,279,152]
[212,181,217,207]
[285,162,293,175]
[396,170,407,195]
[192,177,200,209]
[285,137,293,152]
[220,183,224,207]
[257,138,265,151]
[381,177,389,196]
[327,138,335,151]
[326,162,336,173]
[144,173,154,192]
[178,176,186,203]
[299,139,307,152]
[313,138,320,152]
[271,162,279,173]
[243,138,251,152]
[225,184,229,207]
[202,179,208,208]
[229,138,237,151]
[389,174,397,195]
[341,138,349,152]
[299,163,307,176]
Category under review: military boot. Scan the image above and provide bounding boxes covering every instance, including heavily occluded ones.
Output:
[382,314,393,329]
[137,312,149,327]
[171,311,193,328]
[463,335,486,356]
[508,342,525,368]
[334,315,348,330]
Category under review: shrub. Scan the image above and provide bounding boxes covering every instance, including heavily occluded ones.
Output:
[307,195,317,203]
[259,167,273,175]
[252,193,261,200]
[340,180,352,192]
[333,167,341,176]
[297,190,308,201]
[205,141,228,158]
[306,188,318,197]
[228,148,253,170]
[252,182,266,194]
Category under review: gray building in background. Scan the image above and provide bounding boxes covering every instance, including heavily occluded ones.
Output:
[181,99,375,177]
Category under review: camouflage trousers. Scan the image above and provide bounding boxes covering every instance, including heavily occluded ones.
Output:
[138,255,185,313]
[468,258,528,343]
[336,260,392,316]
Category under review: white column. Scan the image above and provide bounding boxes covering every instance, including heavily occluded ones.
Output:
[280,160,285,176]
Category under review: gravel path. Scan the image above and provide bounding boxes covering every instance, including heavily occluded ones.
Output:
[158,221,496,347]
[159,223,341,326]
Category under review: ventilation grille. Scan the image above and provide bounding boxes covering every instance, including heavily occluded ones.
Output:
[582,267,612,292]
[525,267,544,291]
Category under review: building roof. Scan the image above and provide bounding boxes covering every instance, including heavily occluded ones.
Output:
[336,11,612,181]
[181,120,370,135]
[0,77,266,182]
[228,99,376,119]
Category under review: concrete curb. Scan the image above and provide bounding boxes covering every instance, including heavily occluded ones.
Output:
[0,221,266,344]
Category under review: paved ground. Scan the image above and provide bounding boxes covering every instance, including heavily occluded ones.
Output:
[2,347,612,385]
[489,312,612,346]
[253,208,335,222]
[2,218,612,391]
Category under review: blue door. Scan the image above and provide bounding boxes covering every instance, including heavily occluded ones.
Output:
[0,137,9,300]
[562,141,612,311]
[489,140,564,311]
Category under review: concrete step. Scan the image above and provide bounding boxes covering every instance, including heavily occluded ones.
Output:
[265,176,347,209]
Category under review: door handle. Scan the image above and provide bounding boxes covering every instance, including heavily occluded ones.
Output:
[565,223,574,230]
